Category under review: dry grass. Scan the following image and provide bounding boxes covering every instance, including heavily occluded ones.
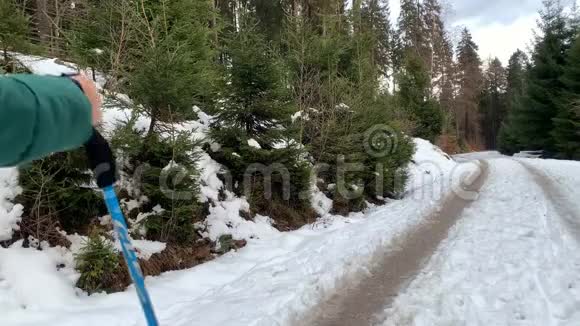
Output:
[103,241,215,292]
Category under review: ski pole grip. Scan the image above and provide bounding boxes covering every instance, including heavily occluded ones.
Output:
[85,128,117,188]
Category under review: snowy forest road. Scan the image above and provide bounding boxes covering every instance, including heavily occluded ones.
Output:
[303,156,580,326]
[302,161,490,326]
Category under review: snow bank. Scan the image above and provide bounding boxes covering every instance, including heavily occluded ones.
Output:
[405,138,461,201]
[11,53,109,88]
[202,192,278,241]
[11,53,76,76]
[0,169,23,242]
[311,187,333,216]
[130,240,167,260]
[0,244,78,310]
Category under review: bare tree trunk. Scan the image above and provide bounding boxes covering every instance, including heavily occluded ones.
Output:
[146,107,159,140]
[36,0,51,46]
[52,0,59,54]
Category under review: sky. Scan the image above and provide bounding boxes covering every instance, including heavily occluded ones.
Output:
[446,0,543,64]
[389,0,577,64]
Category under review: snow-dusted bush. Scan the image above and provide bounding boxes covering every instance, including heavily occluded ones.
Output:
[111,118,203,245]
[75,232,120,293]
[16,151,106,245]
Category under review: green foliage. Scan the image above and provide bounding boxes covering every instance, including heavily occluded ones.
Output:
[456,27,483,147]
[217,234,235,254]
[396,51,443,143]
[17,151,106,236]
[497,1,580,159]
[360,0,392,78]
[551,104,580,159]
[552,34,580,159]
[510,0,569,153]
[249,0,286,42]
[497,120,521,155]
[111,118,202,244]
[68,0,118,74]
[210,18,312,219]
[0,0,29,69]
[480,58,507,149]
[75,232,120,294]
[353,99,416,199]
[71,0,219,122]
[297,92,414,213]
[282,11,415,213]
[213,19,293,144]
[139,162,200,244]
[498,50,528,154]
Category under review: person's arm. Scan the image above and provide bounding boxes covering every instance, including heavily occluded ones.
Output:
[0,74,94,166]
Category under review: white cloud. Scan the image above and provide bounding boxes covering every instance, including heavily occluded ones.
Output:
[386,0,543,64]
[454,13,538,64]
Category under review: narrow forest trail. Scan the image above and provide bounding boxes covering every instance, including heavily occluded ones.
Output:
[301,161,489,326]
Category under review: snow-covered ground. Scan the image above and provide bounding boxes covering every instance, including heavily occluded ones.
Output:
[0,138,476,325]
[381,157,580,326]
[1,54,480,325]
[0,169,21,242]
[5,54,580,326]
[518,158,580,194]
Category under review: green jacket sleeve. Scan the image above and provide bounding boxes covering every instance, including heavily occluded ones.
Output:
[0,74,93,167]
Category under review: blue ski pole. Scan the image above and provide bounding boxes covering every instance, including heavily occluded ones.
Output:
[85,130,159,326]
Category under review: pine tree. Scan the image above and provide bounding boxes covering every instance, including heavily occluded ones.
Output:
[456,27,483,148]
[396,50,443,142]
[213,23,294,146]
[511,0,569,154]
[249,0,286,42]
[567,0,580,42]
[421,0,454,133]
[505,50,529,108]
[438,36,456,133]
[552,34,580,159]
[422,0,449,90]
[398,0,425,57]
[210,18,311,218]
[498,49,529,154]
[0,0,29,69]
[360,0,393,79]
[301,0,348,35]
[480,58,507,149]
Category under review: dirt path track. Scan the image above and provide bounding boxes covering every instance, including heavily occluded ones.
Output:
[301,161,489,326]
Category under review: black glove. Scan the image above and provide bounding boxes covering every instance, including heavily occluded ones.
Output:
[62,74,116,188]
[85,128,117,188]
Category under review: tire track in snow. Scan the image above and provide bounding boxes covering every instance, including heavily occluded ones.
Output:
[517,160,580,245]
[301,161,489,326]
